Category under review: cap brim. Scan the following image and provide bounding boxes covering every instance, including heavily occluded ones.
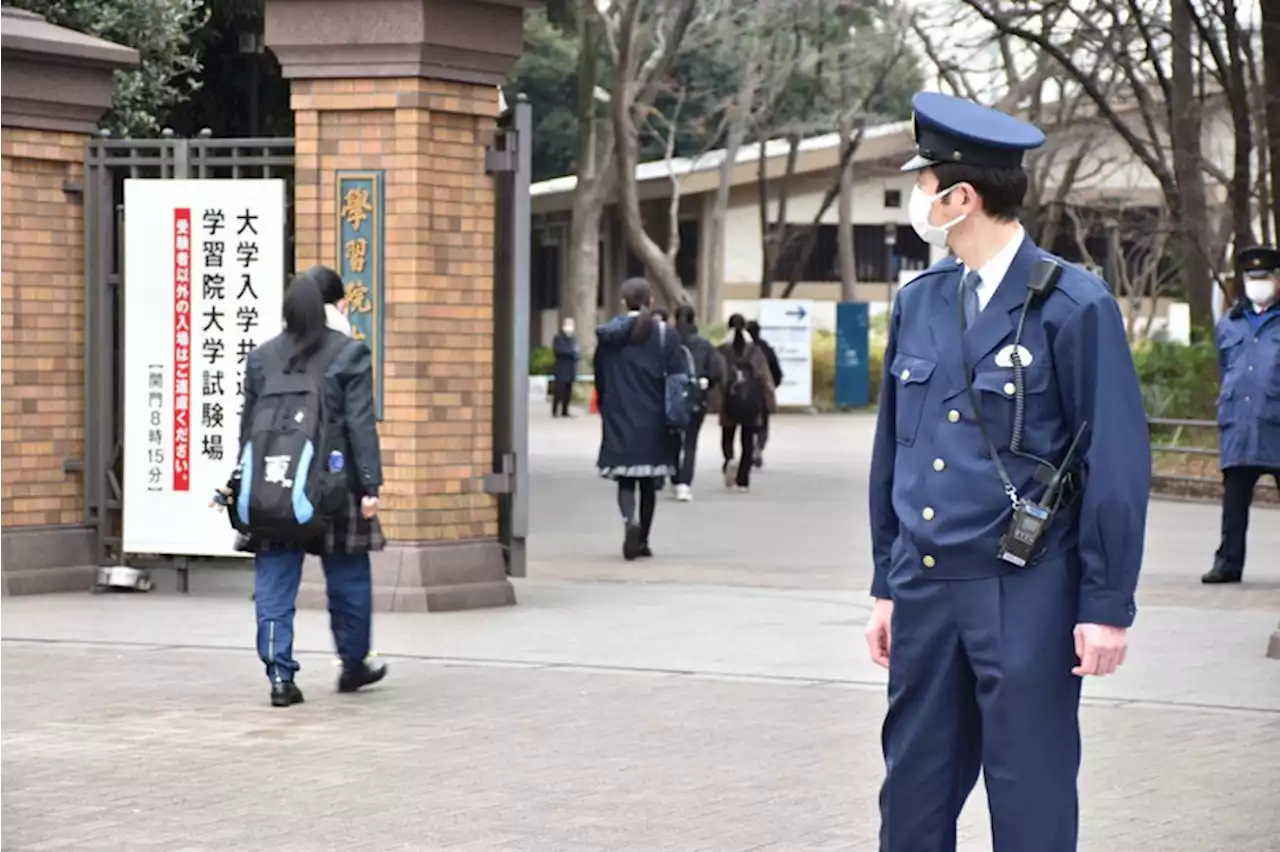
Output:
[900,154,937,172]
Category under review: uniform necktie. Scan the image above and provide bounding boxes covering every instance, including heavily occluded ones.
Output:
[961,270,981,329]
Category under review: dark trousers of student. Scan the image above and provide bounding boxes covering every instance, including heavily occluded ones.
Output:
[673,411,705,486]
[721,422,758,487]
[254,551,372,683]
[616,477,658,540]
[755,409,771,459]
[1214,465,1280,575]
[551,380,573,417]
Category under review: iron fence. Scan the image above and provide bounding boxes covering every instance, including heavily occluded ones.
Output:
[1148,416,1220,486]
[83,133,296,569]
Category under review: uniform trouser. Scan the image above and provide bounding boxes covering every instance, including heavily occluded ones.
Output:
[254,550,373,683]
[673,411,705,486]
[551,380,573,416]
[1214,465,1280,575]
[880,557,1082,852]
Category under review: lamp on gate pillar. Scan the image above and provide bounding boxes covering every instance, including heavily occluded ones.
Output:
[237,30,265,137]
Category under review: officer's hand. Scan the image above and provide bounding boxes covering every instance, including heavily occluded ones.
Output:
[361,496,379,519]
[1072,623,1128,677]
[865,598,894,669]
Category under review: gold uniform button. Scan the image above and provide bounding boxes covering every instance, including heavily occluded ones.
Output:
[1003,382,1016,395]
[901,368,911,381]
[947,409,961,423]
[933,458,945,472]
[922,555,936,568]
[922,507,935,521]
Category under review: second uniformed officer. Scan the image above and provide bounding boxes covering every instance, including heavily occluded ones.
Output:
[864,92,1152,852]
[1204,245,1280,583]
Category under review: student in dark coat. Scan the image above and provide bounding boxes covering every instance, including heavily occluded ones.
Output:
[233,265,387,708]
[593,278,684,560]
[746,320,783,467]
[715,315,777,491]
[550,316,580,417]
[671,304,721,501]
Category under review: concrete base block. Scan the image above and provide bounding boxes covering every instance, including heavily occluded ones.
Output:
[296,539,515,612]
[1,525,97,596]
[1267,625,1280,660]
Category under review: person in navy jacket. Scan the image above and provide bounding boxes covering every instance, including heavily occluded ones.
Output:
[550,316,580,418]
[864,92,1151,852]
[593,278,684,560]
[1205,245,1280,583]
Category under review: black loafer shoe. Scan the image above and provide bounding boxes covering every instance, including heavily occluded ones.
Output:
[270,681,305,708]
[338,662,388,693]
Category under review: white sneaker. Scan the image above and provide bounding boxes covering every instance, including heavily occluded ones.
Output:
[675,484,693,502]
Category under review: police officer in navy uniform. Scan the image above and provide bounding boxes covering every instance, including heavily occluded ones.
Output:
[1205,246,1280,583]
[864,92,1152,852]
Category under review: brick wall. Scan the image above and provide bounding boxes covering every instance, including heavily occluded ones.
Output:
[0,128,87,528]
[292,78,498,544]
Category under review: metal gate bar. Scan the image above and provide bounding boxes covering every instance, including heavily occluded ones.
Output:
[82,135,295,568]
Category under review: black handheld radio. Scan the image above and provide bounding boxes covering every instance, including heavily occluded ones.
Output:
[960,257,1085,568]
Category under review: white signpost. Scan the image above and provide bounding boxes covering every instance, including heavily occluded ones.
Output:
[122,179,286,557]
[755,299,814,408]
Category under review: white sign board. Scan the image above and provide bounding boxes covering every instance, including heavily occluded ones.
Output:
[122,179,286,557]
[755,299,814,408]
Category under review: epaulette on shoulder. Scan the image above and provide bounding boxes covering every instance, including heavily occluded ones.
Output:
[899,256,960,294]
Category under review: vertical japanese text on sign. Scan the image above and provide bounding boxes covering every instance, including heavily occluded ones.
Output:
[200,208,228,466]
[173,208,192,491]
[335,171,385,419]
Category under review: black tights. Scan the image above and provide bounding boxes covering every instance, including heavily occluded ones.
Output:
[616,477,657,541]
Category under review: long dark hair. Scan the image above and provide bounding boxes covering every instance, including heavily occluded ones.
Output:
[282,267,331,367]
[728,313,749,355]
[621,277,656,344]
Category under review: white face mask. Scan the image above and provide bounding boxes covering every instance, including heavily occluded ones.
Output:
[908,184,968,249]
[1243,276,1277,308]
[562,323,575,335]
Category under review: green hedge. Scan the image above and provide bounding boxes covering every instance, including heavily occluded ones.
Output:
[812,328,1219,420]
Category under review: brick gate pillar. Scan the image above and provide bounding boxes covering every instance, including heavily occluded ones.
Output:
[0,9,138,595]
[266,0,536,611]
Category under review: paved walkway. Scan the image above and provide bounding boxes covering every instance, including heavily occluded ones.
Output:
[3,411,1279,851]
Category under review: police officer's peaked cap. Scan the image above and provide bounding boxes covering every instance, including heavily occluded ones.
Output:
[900,92,1046,173]
[1237,245,1280,275]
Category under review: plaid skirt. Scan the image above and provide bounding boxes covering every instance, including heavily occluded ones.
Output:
[235,490,386,556]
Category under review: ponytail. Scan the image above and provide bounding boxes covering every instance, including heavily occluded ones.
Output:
[282,270,327,368]
[620,276,656,345]
[728,312,749,355]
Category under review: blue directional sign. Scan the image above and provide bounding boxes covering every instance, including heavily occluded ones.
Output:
[835,302,870,409]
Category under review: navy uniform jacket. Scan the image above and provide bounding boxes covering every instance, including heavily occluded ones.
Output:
[1216,303,1280,469]
[869,239,1151,627]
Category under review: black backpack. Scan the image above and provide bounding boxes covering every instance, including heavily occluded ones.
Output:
[724,346,764,421]
[231,332,351,542]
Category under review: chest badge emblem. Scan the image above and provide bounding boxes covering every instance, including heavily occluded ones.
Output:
[994,344,1034,368]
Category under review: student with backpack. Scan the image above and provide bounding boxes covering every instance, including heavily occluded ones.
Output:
[593,278,687,560]
[227,265,386,708]
[715,314,777,492]
[671,304,720,501]
[746,319,783,468]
